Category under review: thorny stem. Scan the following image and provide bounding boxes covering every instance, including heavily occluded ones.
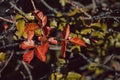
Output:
[0,50,14,78]
[41,0,58,14]
[22,61,33,80]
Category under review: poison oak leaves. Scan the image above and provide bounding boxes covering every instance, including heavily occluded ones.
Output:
[61,25,87,58]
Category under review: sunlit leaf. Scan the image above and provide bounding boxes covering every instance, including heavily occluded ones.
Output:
[48,37,57,45]
[50,19,57,28]
[71,45,81,51]
[67,72,81,80]
[24,23,39,32]
[35,42,49,62]
[20,40,35,49]
[59,0,66,7]
[91,31,105,38]
[67,9,79,16]
[50,72,63,80]
[34,29,42,36]
[25,13,35,20]
[83,37,90,44]
[81,28,92,35]
[70,37,87,47]
[88,63,99,70]
[0,52,6,61]
[23,50,34,64]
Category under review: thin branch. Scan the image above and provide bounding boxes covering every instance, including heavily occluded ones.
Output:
[0,50,14,78]
[9,2,26,16]
[22,61,33,80]
[0,16,16,23]
[40,0,58,14]
[92,0,97,12]
[67,0,92,18]
[31,0,37,10]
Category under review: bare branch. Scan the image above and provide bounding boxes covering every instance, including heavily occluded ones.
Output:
[22,61,33,80]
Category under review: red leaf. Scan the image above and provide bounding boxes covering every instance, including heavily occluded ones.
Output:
[70,37,87,47]
[33,10,47,27]
[61,41,67,58]
[42,16,47,27]
[23,50,34,64]
[4,24,8,30]
[48,37,57,45]
[35,42,49,62]
[27,31,34,40]
[20,40,35,49]
[42,26,51,36]
[62,25,70,39]
[38,36,47,42]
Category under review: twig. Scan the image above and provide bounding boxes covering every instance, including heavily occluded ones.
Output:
[0,50,14,78]
[40,0,58,14]
[92,0,97,12]
[0,16,15,23]
[9,2,26,16]
[67,0,92,18]
[31,0,37,10]
[22,61,33,80]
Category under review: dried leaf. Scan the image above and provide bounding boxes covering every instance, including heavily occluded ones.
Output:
[70,37,87,47]
[23,50,34,64]
[35,42,49,62]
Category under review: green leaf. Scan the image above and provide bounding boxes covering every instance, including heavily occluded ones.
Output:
[67,9,79,16]
[83,37,90,44]
[70,33,77,37]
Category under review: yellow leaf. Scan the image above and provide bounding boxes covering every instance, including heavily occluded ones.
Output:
[81,28,92,35]
[67,9,79,16]
[71,45,81,51]
[0,52,6,61]
[50,19,57,28]
[59,0,66,7]
[67,72,81,80]
[25,13,35,20]
[35,29,42,36]
[16,20,25,31]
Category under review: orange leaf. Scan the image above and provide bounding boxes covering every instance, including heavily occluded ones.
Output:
[35,42,49,62]
[23,50,34,64]
[20,40,35,49]
[27,31,34,40]
[24,23,39,32]
[70,37,87,47]
[61,41,67,58]
[62,25,70,39]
